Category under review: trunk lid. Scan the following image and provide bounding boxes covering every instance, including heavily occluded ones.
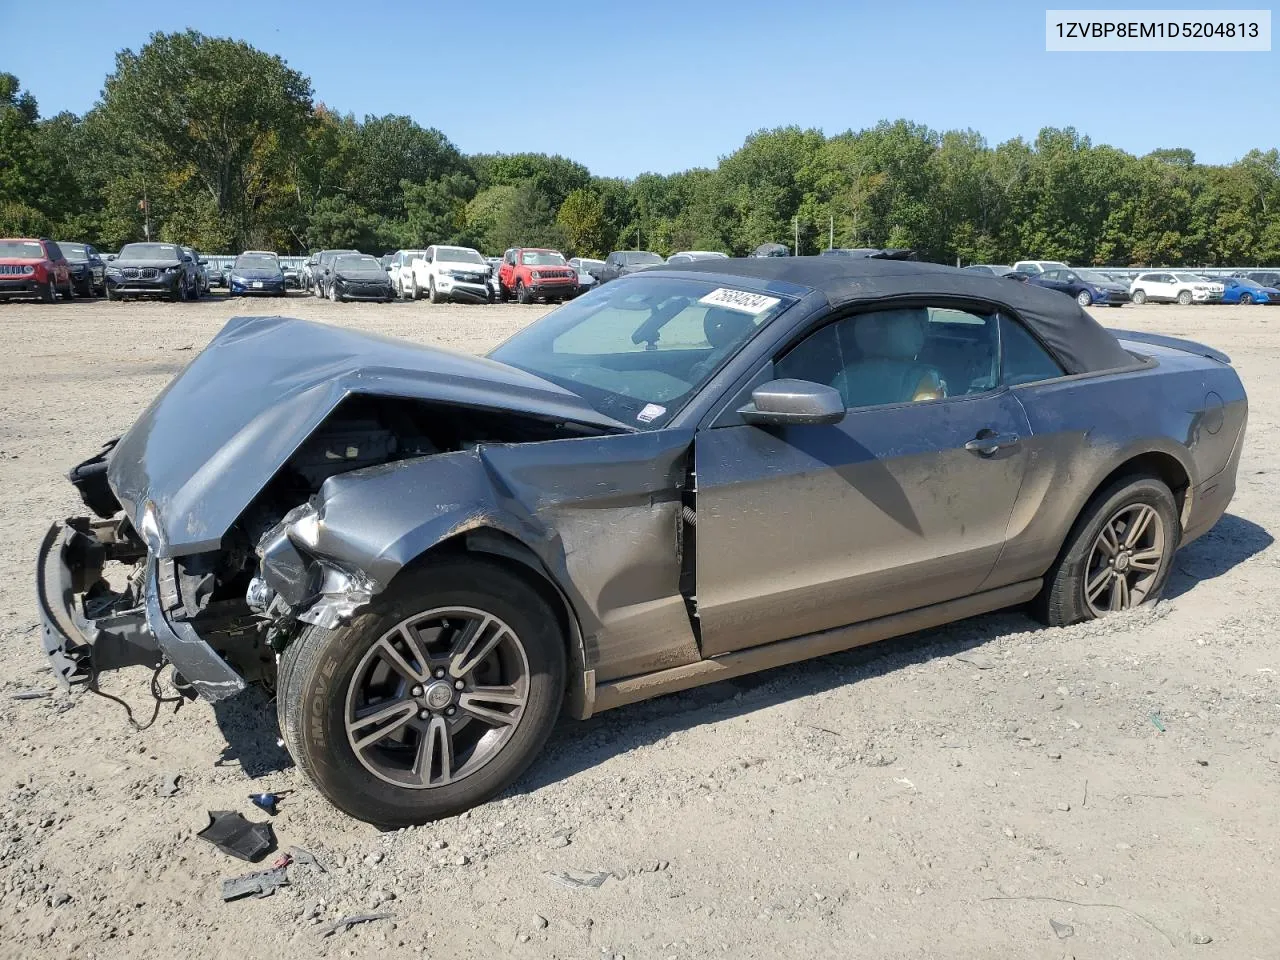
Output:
[107,315,627,556]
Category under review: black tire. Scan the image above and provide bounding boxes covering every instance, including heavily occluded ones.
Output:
[104,284,117,302]
[1240,293,1254,305]
[277,557,566,826]
[1076,290,1092,307]
[497,283,509,303]
[38,281,55,304]
[516,280,531,304]
[1131,289,1147,305]
[75,273,94,298]
[1032,473,1179,627]
[429,278,445,304]
[1176,290,1193,306]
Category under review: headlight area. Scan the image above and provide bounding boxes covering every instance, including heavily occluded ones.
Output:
[249,504,374,640]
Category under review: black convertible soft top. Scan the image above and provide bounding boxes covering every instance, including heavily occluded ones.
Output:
[670,256,1135,375]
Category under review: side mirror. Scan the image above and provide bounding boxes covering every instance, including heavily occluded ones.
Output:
[739,379,846,427]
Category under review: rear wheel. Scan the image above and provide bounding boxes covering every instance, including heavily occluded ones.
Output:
[1177,290,1193,305]
[1131,289,1147,305]
[38,281,55,303]
[1240,292,1254,305]
[1033,474,1179,627]
[76,273,94,297]
[497,283,509,303]
[516,280,531,304]
[277,558,566,826]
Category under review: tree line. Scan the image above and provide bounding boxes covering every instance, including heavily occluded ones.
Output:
[2,31,1279,265]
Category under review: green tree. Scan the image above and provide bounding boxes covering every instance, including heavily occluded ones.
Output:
[556,188,609,257]
[97,30,313,250]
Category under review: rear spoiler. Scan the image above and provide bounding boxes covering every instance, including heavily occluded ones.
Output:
[1108,328,1231,365]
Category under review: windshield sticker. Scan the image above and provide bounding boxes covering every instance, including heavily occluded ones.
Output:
[637,403,666,423]
[699,288,782,314]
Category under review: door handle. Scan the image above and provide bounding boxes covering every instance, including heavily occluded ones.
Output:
[965,431,1020,456]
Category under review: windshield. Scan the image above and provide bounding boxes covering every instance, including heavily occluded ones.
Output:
[520,250,566,266]
[1076,270,1110,283]
[489,276,792,429]
[336,255,380,270]
[1174,272,1210,283]
[59,242,87,258]
[627,252,664,265]
[234,255,280,271]
[437,247,486,264]
[1236,278,1264,289]
[0,240,44,258]
[120,243,181,260]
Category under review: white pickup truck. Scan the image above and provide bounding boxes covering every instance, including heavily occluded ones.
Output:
[401,245,492,303]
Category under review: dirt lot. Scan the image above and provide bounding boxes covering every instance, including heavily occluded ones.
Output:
[0,293,1277,959]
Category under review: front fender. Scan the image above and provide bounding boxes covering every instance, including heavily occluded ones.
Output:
[307,448,552,591]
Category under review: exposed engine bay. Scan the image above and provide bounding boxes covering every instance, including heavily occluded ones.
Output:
[58,395,613,694]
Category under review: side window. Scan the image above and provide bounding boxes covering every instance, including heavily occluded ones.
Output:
[775,306,998,410]
[1041,270,1061,281]
[45,241,63,260]
[1000,314,1065,386]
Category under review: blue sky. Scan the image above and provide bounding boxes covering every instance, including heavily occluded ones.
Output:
[9,0,1277,177]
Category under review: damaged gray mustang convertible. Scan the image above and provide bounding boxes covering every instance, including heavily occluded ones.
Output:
[38,257,1246,825]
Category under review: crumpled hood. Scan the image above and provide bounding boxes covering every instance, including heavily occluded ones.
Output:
[107,315,627,556]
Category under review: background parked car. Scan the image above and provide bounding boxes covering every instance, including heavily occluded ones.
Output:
[961,264,1013,276]
[312,249,359,299]
[666,251,729,265]
[498,248,577,303]
[0,237,72,302]
[327,253,395,302]
[57,241,106,296]
[182,246,209,296]
[750,242,791,257]
[568,257,605,285]
[104,242,195,301]
[598,250,664,282]
[1029,267,1130,307]
[1129,271,1224,305]
[1012,260,1069,276]
[387,249,429,299]
[282,264,300,288]
[1234,270,1280,289]
[403,246,492,303]
[1220,276,1278,304]
[228,252,287,297]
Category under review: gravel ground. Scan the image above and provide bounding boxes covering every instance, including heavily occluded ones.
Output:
[0,293,1276,959]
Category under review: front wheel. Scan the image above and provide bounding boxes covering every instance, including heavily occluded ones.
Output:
[1033,473,1178,627]
[330,284,342,303]
[516,281,531,304]
[39,281,55,303]
[1176,290,1193,305]
[1075,290,1092,307]
[1131,289,1147,305]
[429,279,445,304]
[277,558,567,826]
[1240,293,1254,305]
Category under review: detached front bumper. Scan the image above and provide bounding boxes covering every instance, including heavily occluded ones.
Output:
[36,519,247,701]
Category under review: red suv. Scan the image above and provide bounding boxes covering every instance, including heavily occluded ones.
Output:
[0,237,72,303]
[498,247,578,303]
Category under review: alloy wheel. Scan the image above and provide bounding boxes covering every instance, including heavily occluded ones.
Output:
[344,607,531,789]
[1082,503,1166,617]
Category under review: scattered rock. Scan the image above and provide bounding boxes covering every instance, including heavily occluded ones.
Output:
[364,852,384,866]
[1003,827,1017,839]
[1046,751,1063,760]
[430,840,448,851]
[451,854,470,867]
[1056,802,1071,812]
[534,915,548,929]
[547,835,571,849]
[1049,918,1074,939]
[1190,933,1213,945]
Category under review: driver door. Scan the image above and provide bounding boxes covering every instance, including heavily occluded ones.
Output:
[693,304,1031,657]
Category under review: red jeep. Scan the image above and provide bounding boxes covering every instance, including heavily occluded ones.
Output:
[498,247,578,303]
[0,237,72,302]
